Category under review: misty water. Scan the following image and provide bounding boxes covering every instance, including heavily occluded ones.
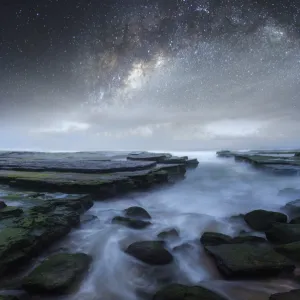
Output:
[21,151,297,300]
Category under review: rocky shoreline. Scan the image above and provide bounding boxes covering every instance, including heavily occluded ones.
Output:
[1,150,300,299]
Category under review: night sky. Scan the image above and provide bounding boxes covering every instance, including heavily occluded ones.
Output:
[1,0,300,150]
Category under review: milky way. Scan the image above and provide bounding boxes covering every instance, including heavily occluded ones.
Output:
[1,1,300,150]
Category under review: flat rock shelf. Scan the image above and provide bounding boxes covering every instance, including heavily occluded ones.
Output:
[217,149,300,175]
[0,151,199,198]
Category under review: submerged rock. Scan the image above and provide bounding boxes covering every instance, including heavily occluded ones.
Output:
[80,214,98,224]
[205,243,294,278]
[244,210,287,231]
[112,216,151,229]
[125,241,173,265]
[157,229,180,240]
[275,241,300,262]
[153,284,227,300]
[270,289,300,300]
[124,206,151,219]
[23,253,92,294]
[265,223,300,244]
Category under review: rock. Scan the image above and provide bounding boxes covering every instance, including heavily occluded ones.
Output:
[0,207,23,220]
[201,232,266,247]
[275,241,300,262]
[290,217,300,224]
[0,227,37,275]
[80,214,98,224]
[124,206,151,219]
[127,152,171,162]
[244,210,287,231]
[270,290,300,300]
[0,201,7,209]
[153,284,227,300]
[231,236,266,244]
[112,216,151,229]
[265,223,300,244]
[23,253,92,294]
[284,200,300,217]
[173,243,193,252]
[125,241,173,265]
[200,232,233,247]
[157,229,180,240]
[205,243,295,278]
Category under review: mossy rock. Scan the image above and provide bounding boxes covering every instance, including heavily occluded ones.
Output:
[0,207,23,220]
[125,241,173,265]
[244,210,287,231]
[205,243,295,278]
[123,206,151,219]
[157,229,180,240]
[275,241,300,262]
[200,232,232,247]
[201,232,266,247]
[265,223,300,244]
[270,290,300,300]
[22,253,92,294]
[283,199,300,217]
[112,216,151,229]
[153,284,227,300]
[0,227,37,275]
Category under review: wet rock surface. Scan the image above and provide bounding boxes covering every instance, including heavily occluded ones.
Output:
[22,253,92,294]
[112,216,151,229]
[123,206,151,219]
[275,241,300,262]
[265,223,300,244]
[125,241,173,265]
[157,228,180,240]
[0,195,93,277]
[244,210,287,231]
[153,284,227,300]
[205,243,295,278]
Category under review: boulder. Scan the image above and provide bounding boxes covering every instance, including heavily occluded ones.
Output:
[157,229,180,240]
[205,243,295,278]
[0,207,23,220]
[200,232,232,247]
[275,241,300,262]
[112,216,151,229]
[125,241,173,265]
[244,210,287,231]
[153,284,227,300]
[200,232,266,247]
[23,253,92,294]
[270,290,300,300]
[284,199,300,217]
[265,223,300,244]
[124,206,151,219]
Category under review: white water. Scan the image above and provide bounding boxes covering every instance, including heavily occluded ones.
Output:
[48,151,300,300]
